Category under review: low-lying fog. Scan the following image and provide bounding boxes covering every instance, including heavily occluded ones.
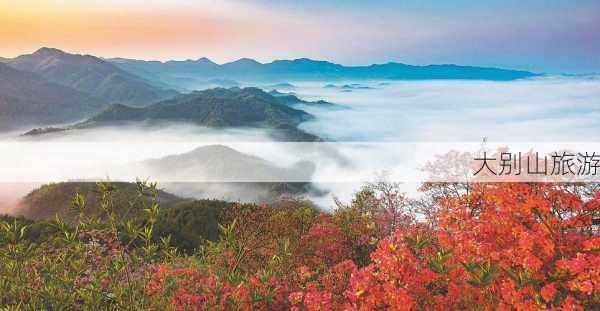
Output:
[292,76,600,141]
[2,76,600,212]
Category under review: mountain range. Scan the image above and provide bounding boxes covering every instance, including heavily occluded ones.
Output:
[0,48,180,129]
[1,47,539,132]
[0,62,105,130]
[5,48,177,107]
[109,55,538,90]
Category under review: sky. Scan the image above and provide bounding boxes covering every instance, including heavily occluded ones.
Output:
[0,0,598,73]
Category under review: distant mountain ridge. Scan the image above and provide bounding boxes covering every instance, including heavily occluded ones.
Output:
[143,145,318,202]
[144,144,315,182]
[0,62,106,130]
[109,55,539,89]
[7,48,177,107]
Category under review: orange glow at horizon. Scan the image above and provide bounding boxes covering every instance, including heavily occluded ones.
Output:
[0,0,391,65]
[0,1,274,61]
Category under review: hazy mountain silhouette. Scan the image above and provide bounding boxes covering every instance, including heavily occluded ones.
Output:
[110,56,538,89]
[110,56,220,76]
[7,48,177,107]
[144,144,315,182]
[144,145,318,202]
[0,62,106,130]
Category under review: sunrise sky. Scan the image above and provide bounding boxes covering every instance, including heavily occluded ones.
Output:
[1,0,598,73]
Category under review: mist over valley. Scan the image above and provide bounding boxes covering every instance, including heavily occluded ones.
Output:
[1,48,599,212]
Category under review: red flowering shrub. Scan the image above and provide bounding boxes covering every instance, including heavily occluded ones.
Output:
[347,228,452,310]
[295,220,351,269]
[339,183,600,310]
[146,263,294,310]
[236,272,291,310]
[146,264,238,310]
[289,260,357,310]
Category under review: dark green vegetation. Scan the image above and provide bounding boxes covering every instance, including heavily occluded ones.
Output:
[6,48,177,107]
[8,181,316,254]
[84,87,310,127]
[8,181,227,254]
[79,87,324,141]
[0,62,105,130]
[110,56,538,90]
[152,199,229,252]
[16,182,182,222]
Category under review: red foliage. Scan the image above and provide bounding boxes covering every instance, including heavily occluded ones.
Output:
[295,220,351,269]
[289,260,357,310]
[146,182,600,310]
[146,264,236,310]
[343,183,600,310]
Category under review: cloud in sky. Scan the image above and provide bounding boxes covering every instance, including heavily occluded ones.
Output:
[0,0,598,73]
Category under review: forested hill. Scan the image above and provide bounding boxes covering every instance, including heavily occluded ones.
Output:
[80,87,323,141]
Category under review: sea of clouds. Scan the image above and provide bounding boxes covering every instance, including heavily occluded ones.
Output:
[1,75,600,211]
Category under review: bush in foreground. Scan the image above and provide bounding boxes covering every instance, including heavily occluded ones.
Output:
[1,180,599,309]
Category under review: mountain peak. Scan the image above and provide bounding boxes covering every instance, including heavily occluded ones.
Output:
[227,58,262,66]
[190,144,238,155]
[9,48,177,107]
[293,58,326,63]
[196,57,216,65]
[33,47,65,57]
